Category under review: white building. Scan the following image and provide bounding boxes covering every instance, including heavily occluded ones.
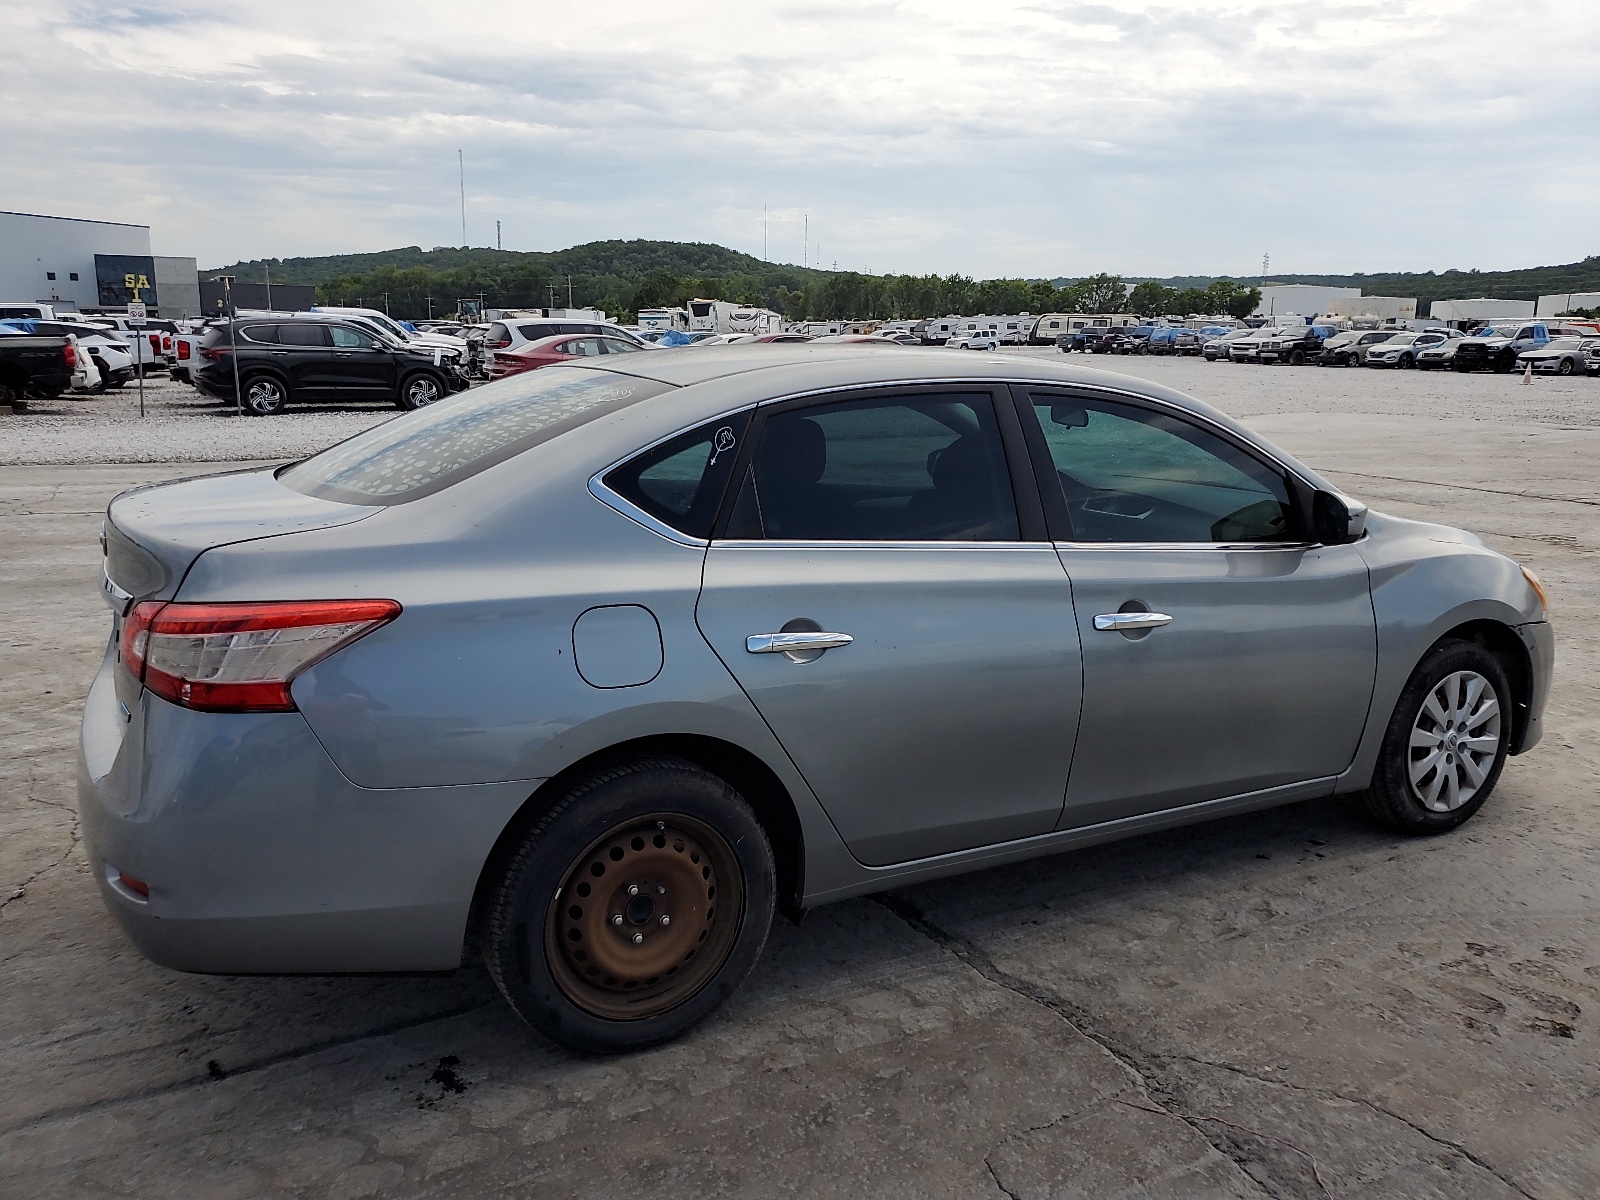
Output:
[1253,284,1362,319]
[0,210,199,316]
[1325,294,1417,322]
[1536,292,1600,317]
[1428,298,1536,323]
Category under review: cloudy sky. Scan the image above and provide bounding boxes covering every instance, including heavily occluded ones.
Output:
[3,1,1597,278]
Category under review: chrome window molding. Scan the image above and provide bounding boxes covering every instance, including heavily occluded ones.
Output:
[711,539,1056,552]
[1054,540,1317,553]
[587,475,709,548]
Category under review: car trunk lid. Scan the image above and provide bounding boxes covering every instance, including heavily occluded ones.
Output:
[104,466,381,603]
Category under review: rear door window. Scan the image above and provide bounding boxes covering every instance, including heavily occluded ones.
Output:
[725,392,1020,542]
[518,324,557,341]
[277,324,331,347]
[240,325,279,344]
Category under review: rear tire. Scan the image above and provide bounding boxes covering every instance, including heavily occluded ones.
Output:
[483,757,776,1054]
[1361,640,1511,835]
[241,375,288,416]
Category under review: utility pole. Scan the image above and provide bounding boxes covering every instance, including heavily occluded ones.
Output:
[265,261,272,311]
[425,296,434,319]
[804,214,808,270]
[568,275,574,307]
[382,292,390,315]
[212,276,241,417]
[764,204,768,261]
[496,219,501,251]
[1262,252,1269,284]
[459,150,467,248]
[548,283,557,310]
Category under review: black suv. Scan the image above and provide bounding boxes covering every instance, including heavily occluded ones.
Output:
[195,316,470,415]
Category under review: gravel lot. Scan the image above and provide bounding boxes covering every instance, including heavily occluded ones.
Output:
[2,355,1597,1198]
[3,351,1595,467]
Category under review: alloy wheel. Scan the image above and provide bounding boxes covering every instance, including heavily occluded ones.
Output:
[1407,670,1501,813]
[406,376,442,406]
[544,813,744,1020]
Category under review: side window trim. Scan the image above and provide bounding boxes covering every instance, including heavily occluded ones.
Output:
[1012,385,1314,548]
[709,383,1045,544]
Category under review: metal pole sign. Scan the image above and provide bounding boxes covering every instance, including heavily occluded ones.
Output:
[128,302,147,418]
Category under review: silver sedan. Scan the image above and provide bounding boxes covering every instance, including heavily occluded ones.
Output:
[81,347,1554,1052]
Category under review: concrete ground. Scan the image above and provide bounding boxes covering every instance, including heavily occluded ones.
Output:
[2,357,1596,1198]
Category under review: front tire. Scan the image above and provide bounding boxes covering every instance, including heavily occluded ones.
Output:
[1362,640,1511,834]
[1558,358,1575,376]
[483,757,776,1054]
[1289,349,1306,366]
[1400,354,1414,369]
[241,375,288,415]
[398,372,445,410]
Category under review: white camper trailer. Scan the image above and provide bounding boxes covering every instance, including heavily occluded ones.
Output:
[687,298,738,333]
[637,307,690,332]
[728,307,782,335]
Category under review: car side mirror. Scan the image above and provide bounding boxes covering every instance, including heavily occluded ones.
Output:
[1051,404,1088,428]
[1313,490,1367,544]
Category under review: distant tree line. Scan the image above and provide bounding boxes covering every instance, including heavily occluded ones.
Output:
[1127,280,1262,320]
[301,261,1259,324]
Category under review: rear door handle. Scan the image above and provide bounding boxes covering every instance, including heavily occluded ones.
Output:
[1093,612,1173,632]
[746,632,853,654]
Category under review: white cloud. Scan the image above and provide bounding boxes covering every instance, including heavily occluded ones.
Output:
[2,0,1596,276]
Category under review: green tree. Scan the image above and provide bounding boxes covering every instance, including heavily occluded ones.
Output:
[1128,281,1173,317]
[1077,273,1127,314]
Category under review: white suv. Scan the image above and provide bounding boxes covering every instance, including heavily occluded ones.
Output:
[946,330,1000,350]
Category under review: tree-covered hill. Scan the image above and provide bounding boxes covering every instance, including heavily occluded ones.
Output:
[202,239,1600,322]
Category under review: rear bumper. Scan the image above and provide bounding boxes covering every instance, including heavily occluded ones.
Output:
[77,641,532,973]
[1512,620,1554,756]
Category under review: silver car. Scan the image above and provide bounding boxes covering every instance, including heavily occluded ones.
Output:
[81,348,1554,1053]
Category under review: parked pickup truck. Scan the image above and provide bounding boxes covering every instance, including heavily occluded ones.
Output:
[1258,324,1338,365]
[1452,322,1550,373]
[0,333,77,411]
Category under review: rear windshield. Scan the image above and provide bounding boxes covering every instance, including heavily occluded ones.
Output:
[278,366,673,505]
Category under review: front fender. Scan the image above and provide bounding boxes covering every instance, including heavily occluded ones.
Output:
[1337,512,1545,792]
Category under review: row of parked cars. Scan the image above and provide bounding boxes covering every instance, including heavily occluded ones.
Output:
[1069,320,1600,375]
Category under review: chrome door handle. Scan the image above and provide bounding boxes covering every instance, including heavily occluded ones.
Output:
[1093,612,1173,632]
[746,632,854,654]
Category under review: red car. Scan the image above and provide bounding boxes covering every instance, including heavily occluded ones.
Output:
[490,333,649,380]
[747,333,812,343]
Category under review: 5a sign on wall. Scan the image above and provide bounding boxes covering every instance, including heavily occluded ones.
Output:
[94,254,160,308]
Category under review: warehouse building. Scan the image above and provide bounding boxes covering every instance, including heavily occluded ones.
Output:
[1536,292,1600,317]
[1252,284,1362,319]
[0,210,200,317]
[1428,298,1536,323]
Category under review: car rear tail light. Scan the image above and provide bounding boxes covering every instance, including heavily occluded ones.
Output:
[162,335,172,351]
[63,342,77,368]
[200,346,232,361]
[177,340,191,360]
[489,338,510,348]
[120,599,401,712]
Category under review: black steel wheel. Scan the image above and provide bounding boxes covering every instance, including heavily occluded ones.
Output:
[484,757,775,1053]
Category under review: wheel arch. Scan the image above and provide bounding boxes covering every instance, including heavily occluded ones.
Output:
[468,732,807,958]
[1436,618,1535,755]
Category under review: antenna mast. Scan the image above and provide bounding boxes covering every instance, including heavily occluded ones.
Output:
[459,150,466,248]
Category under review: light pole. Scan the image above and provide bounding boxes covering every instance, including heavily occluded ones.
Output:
[212,275,242,416]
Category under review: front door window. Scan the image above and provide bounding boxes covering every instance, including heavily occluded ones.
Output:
[1030,397,1294,543]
